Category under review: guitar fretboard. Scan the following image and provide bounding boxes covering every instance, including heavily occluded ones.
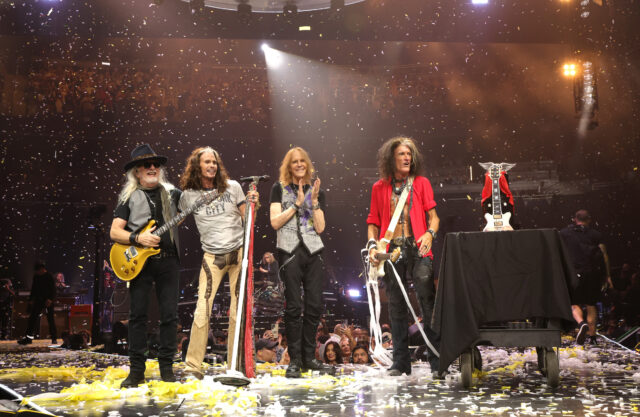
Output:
[152,191,217,237]
[491,168,503,217]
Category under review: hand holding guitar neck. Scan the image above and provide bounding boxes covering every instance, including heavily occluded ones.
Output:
[137,226,160,248]
[369,246,380,267]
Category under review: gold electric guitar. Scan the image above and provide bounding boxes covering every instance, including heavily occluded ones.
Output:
[110,190,219,281]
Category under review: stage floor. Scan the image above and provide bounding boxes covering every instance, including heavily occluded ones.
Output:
[0,337,639,416]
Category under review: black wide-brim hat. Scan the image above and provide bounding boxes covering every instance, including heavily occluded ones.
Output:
[124,144,168,171]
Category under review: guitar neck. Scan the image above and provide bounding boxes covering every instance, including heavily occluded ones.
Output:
[491,173,503,216]
[152,194,212,237]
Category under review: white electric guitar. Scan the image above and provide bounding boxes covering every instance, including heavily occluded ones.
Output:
[479,162,515,232]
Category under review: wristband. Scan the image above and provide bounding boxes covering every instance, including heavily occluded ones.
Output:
[366,238,377,251]
[428,229,437,239]
[312,203,321,210]
[292,203,300,210]
[129,232,138,245]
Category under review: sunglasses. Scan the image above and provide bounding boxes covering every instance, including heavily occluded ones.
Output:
[139,160,162,169]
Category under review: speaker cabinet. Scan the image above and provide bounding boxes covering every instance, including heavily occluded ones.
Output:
[69,304,93,335]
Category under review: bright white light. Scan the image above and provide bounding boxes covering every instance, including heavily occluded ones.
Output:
[262,45,283,69]
[472,0,489,4]
[347,289,361,298]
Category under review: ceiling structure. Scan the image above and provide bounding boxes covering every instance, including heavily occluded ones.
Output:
[185,0,365,13]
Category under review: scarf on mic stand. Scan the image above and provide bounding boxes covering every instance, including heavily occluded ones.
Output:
[241,199,256,378]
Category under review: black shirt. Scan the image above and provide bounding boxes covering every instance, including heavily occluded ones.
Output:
[114,187,181,254]
[30,272,56,301]
[559,224,604,274]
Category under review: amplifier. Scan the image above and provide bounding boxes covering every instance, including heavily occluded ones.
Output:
[69,304,93,335]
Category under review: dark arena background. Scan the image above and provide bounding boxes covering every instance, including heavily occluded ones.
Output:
[0,1,639,416]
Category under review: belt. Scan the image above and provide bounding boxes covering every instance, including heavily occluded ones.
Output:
[390,237,415,247]
[150,250,177,259]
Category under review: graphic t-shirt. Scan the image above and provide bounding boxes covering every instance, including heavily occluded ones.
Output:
[179,180,246,254]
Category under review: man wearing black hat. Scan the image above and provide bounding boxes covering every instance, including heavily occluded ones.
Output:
[18,263,56,345]
[110,144,182,387]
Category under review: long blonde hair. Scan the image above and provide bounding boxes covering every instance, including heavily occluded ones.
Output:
[118,167,174,203]
[278,147,315,185]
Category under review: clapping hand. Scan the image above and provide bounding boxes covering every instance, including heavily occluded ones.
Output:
[311,177,321,205]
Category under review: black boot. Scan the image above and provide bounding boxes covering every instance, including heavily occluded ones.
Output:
[17,336,33,345]
[285,359,302,378]
[285,317,303,374]
[121,372,145,388]
[160,366,176,382]
[302,358,336,375]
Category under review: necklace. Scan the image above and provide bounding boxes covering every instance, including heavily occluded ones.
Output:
[393,178,406,196]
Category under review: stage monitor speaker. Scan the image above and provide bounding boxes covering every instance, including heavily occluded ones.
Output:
[69,304,92,336]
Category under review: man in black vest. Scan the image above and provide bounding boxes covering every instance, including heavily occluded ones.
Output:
[110,144,182,387]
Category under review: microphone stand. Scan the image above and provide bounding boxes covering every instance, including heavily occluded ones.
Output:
[214,175,267,387]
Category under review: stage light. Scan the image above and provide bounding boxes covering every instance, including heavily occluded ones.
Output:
[262,44,283,69]
[347,289,361,298]
[299,26,311,31]
[471,0,489,4]
[563,63,577,77]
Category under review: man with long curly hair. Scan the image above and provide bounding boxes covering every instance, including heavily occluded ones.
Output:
[367,136,441,377]
[110,144,182,387]
[179,146,258,380]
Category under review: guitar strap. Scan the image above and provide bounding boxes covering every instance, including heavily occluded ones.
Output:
[383,176,414,247]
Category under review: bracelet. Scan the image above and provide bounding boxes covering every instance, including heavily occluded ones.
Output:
[428,229,437,239]
[312,203,321,210]
[292,203,300,210]
[366,238,377,251]
[129,232,138,244]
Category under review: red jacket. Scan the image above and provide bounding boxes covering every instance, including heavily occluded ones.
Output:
[367,176,437,258]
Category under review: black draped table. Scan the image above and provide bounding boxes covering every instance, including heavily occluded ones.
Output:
[432,229,577,375]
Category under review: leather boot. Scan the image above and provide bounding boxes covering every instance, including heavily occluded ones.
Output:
[302,358,335,375]
[285,318,303,365]
[285,359,302,378]
[160,366,176,382]
[121,372,145,388]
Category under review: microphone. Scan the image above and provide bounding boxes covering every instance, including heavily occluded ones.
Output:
[239,175,270,184]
